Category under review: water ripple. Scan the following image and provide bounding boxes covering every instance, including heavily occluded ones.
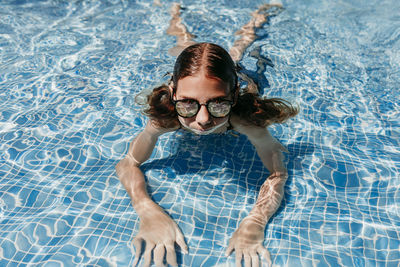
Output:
[0,1,399,266]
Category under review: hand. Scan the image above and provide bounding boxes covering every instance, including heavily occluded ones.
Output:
[133,201,188,267]
[226,216,271,267]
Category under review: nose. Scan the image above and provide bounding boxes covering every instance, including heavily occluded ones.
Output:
[195,105,211,126]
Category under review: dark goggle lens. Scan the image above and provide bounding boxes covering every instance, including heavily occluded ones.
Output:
[208,101,232,117]
[175,100,232,118]
[175,101,199,118]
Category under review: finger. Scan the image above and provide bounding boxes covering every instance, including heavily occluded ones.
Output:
[251,251,260,267]
[133,255,139,267]
[243,251,251,267]
[132,238,143,266]
[225,240,234,256]
[175,228,188,254]
[235,249,243,267]
[154,243,166,267]
[165,241,178,266]
[257,247,271,267]
[143,242,155,267]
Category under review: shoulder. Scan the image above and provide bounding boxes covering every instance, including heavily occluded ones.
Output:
[230,115,268,137]
[230,115,288,152]
[230,115,272,142]
[145,120,180,137]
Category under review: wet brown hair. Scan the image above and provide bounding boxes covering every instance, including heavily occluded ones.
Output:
[144,42,298,128]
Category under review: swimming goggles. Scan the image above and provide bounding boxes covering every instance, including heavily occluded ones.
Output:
[172,98,233,118]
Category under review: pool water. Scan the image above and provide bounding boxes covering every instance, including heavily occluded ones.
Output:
[0,0,399,266]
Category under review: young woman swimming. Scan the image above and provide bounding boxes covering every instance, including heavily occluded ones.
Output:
[116,42,297,266]
[116,4,297,267]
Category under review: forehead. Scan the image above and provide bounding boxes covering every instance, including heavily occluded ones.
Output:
[175,75,230,100]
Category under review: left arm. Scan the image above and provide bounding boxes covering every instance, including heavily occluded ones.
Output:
[245,126,288,226]
[227,118,289,266]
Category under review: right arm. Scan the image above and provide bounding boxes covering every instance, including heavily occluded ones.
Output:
[115,121,163,209]
[115,121,187,267]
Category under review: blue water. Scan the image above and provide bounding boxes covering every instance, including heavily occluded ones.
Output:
[0,0,399,266]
